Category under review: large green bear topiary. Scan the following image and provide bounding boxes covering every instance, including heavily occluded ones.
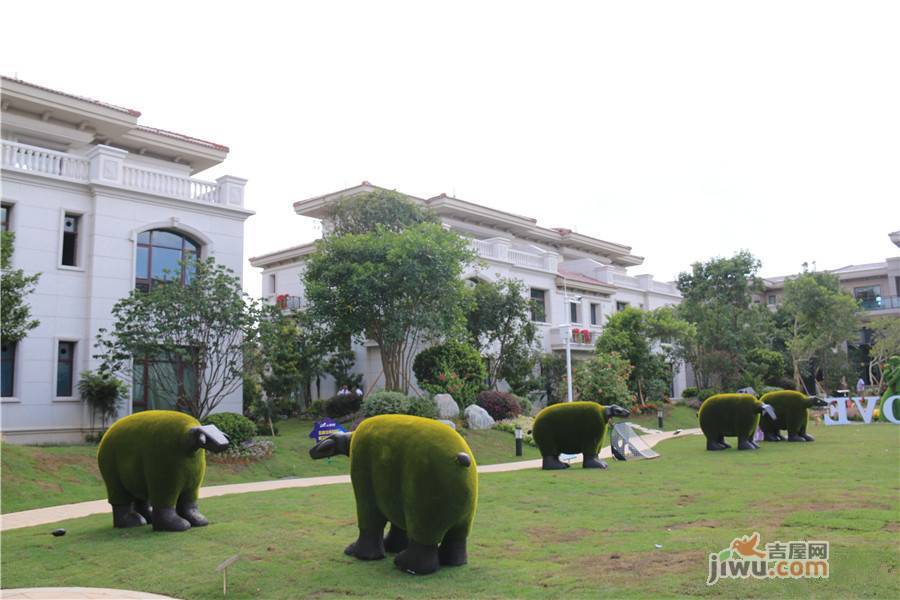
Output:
[532,401,630,470]
[309,415,477,575]
[98,410,229,531]
[878,356,900,422]
[759,390,827,442]
[698,393,775,451]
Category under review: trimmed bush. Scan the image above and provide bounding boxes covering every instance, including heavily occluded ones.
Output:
[324,393,362,419]
[203,412,257,449]
[413,341,486,408]
[475,391,522,421]
[404,395,438,419]
[681,387,699,399]
[362,391,409,417]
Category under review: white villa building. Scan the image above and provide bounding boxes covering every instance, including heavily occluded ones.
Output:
[1,77,252,443]
[250,182,687,400]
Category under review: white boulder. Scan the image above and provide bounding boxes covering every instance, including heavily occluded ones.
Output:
[434,394,460,420]
[465,404,495,430]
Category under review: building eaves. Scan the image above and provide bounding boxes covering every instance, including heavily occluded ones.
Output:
[1,75,141,117]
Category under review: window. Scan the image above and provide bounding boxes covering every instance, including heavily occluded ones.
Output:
[530,288,547,322]
[135,229,200,292]
[1,204,10,231]
[768,295,776,305]
[269,273,277,294]
[590,303,599,326]
[56,341,75,397]
[133,350,198,412]
[616,301,629,312]
[569,301,579,324]
[61,213,80,266]
[854,286,882,309]
[1,342,16,397]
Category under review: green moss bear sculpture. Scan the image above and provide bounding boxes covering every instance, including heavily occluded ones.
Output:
[878,356,900,422]
[759,390,827,442]
[98,410,229,531]
[532,402,630,470]
[309,414,477,575]
[698,393,775,451]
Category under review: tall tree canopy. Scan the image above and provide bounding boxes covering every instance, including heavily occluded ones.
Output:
[867,317,900,388]
[304,191,474,393]
[465,278,538,389]
[1,232,41,344]
[676,251,774,389]
[778,270,861,393]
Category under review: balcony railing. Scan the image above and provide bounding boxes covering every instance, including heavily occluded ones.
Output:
[1,140,244,207]
[1,140,90,181]
[859,296,900,311]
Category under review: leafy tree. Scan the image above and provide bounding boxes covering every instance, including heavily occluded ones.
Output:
[743,347,789,388]
[0,232,41,344]
[539,353,568,405]
[95,258,260,419]
[412,340,486,407]
[466,278,539,389]
[596,306,694,405]
[304,192,474,393]
[573,352,633,408]
[676,251,775,389]
[867,317,900,388]
[778,270,861,394]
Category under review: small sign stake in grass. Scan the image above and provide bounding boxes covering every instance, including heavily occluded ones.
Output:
[216,553,241,596]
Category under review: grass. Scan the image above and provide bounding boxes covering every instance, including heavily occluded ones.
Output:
[1,419,540,514]
[2,424,898,598]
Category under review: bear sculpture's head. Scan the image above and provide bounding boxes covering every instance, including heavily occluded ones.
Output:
[807,396,829,408]
[190,424,230,453]
[604,405,631,420]
[309,432,352,459]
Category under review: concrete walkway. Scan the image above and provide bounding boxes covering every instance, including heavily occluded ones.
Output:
[0,588,177,599]
[1,427,700,532]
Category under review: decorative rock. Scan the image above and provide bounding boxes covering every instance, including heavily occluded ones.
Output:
[434,394,460,420]
[438,419,457,430]
[51,528,66,537]
[464,405,495,430]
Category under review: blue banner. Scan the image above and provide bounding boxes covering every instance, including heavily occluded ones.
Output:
[309,419,347,443]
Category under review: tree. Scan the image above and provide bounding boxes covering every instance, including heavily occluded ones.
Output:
[778,270,861,394]
[676,251,775,389]
[0,232,41,344]
[95,258,260,419]
[867,317,900,388]
[596,306,694,405]
[304,192,474,393]
[572,352,633,408]
[539,353,568,405]
[465,278,539,389]
[412,340,486,407]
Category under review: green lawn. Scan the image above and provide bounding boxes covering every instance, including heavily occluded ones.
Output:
[2,424,898,598]
[1,419,540,514]
[626,404,701,431]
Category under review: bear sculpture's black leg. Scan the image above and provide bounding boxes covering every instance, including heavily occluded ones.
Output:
[737,437,756,450]
[152,506,191,532]
[747,438,760,449]
[395,540,440,575]
[706,436,727,451]
[787,432,806,442]
[763,431,782,442]
[345,527,386,560]
[384,524,409,553]
[582,454,609,469]
[134,500,153,523]
[542,455,570,470]
[799,427,814,442]
[438,538,468,566]
[177,500,209,527]
[716,435,731,449]
[112,504,146,528]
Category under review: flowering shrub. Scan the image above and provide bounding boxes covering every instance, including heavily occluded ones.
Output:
[207,439,275,463]
[476,390,523,421]
[412,341,486,408]
[572,352,634,408]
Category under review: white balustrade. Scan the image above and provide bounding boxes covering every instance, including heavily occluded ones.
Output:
[509,249,544,269]
[122,166,221,203]
[1,140,89,181]
[472,239,496,259]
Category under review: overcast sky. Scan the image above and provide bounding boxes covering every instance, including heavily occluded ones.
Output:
[3,1,898,296]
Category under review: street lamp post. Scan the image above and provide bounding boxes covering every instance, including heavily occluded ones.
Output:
[564,324,574,402]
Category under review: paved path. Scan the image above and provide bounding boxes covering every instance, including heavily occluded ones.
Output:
[0,588,177,599]
[1,428,700,532]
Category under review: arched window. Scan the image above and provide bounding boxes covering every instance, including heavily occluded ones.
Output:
[135,229,199,292]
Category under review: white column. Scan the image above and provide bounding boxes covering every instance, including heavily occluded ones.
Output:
[86,145,128,187]
[215,175,248,207]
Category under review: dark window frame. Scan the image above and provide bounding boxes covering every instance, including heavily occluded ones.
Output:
[1,203,10,231]
[616,301,629,312]
[529,288,547,323]
[590,303,599,326]
[61,213,80,267]
[569,301,579,324]
[135,229,200,292]
[132,350,198,413]
[1,341,16,397]
[56,341,76,397]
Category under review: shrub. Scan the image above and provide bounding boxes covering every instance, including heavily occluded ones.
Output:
[361,390,437,419]
[681,387,699,399]
[203,412,257,448]
[413,341,486,408]
[573,352,634,408]
[698,388,719,402]
[307,399,326,418]
[324,393,362,419]
[476,390,523,421]
[77,370,127,430]
[517,394,534,416]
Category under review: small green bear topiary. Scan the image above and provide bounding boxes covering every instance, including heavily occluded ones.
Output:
[759,390,827,442]
[878,356,900,422]
[532,401,630,470]
[309,414,477,575]
[698,393,775,451]
[98,410,229,532]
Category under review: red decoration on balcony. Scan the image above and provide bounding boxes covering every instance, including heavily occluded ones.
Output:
[276,294,288,309]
